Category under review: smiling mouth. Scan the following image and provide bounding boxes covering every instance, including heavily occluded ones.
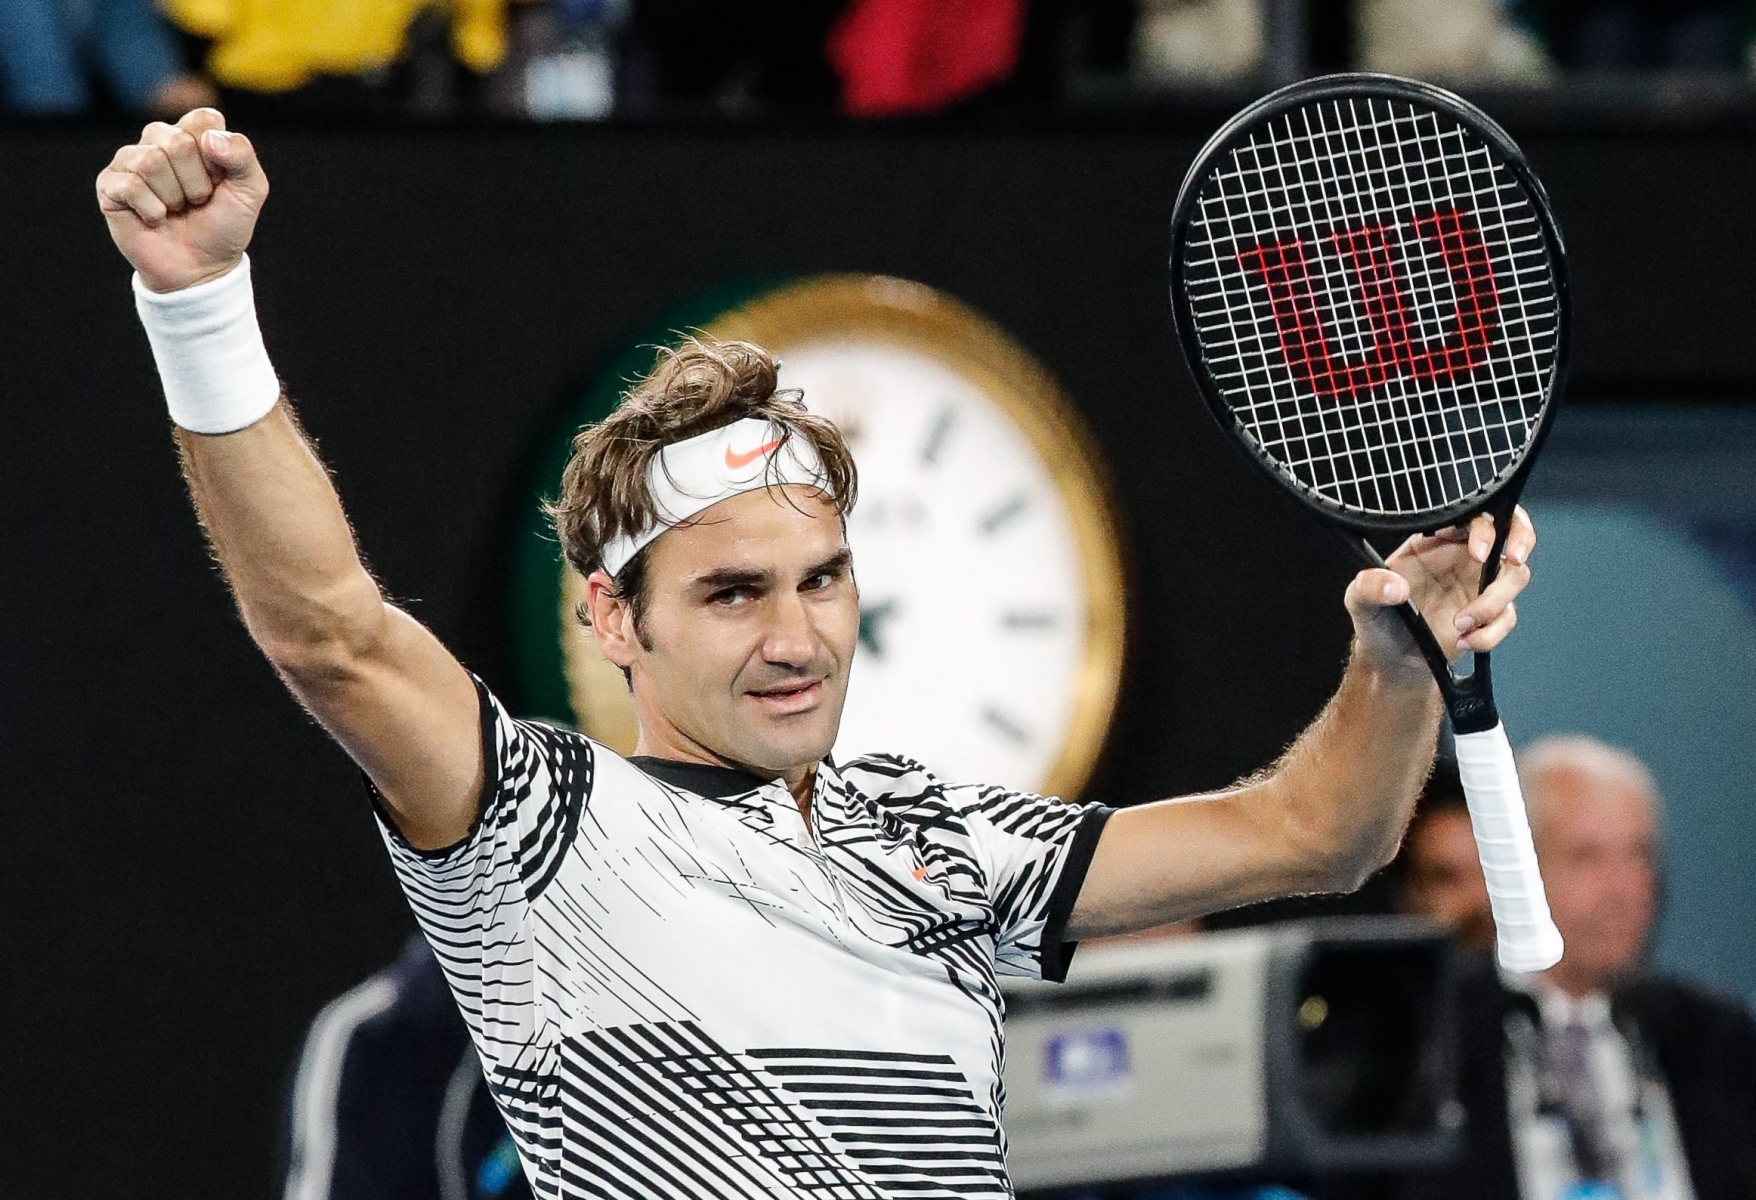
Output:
[746,679,824,715]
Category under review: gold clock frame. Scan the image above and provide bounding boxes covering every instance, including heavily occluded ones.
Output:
[560,274,1129,800]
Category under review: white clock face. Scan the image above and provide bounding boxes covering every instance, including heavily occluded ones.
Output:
[778,339,1092,795]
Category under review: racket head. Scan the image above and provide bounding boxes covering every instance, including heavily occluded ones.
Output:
[1170,73,1570,536]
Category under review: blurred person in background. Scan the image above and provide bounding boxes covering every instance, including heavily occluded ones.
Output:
[1396,735,1756,1200]
[1355,0,1553,82]
[158,0,510,116]
[0,0,215,115]
[279,937,532,1200]
[1395,757,1495,954]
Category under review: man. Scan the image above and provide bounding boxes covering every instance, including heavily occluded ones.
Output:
[97,110,1533,1199]
[1398,736,1756,1200]
[1397,758,1495,953]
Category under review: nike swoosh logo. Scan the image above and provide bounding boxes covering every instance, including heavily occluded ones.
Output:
[724,439,783,470]
[912,865,929,882]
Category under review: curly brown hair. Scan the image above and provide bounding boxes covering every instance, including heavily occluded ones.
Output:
[546,335,858,626]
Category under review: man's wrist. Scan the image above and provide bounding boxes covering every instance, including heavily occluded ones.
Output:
[133,253,281,434]
[135,254,245,296]
[1350,638,1438,694]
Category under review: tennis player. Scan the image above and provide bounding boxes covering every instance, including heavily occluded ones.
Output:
[99,111,1535,1200]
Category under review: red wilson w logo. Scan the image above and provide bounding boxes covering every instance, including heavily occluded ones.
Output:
[1235,206,1501,402]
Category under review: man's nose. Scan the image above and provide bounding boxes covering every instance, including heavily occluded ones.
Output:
[761,592,818,667]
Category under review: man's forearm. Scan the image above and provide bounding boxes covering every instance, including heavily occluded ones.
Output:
[1069,643,1440,938]
[176,402,386,675]
[1260,642,1442,888]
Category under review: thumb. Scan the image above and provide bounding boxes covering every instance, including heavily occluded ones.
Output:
[1344,567,1411,616]
[200,128,268,200]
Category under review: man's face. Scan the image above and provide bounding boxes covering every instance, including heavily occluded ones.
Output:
[1534,767,1659,988]
[1402,809,1494,951]
[601,486,859,780]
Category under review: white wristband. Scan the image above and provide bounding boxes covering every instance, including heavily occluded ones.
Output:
[133,254,281,434]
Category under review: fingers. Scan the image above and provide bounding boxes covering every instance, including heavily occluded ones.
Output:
[1460,599,1517,653]
[1504,504,1537,566]
[1452,559,1531,638]
[141,120,215,207]
[199,126,266,189]
[1344,567,1412,613]
[176,106,227,137]
[97,122,211,225]
[1459,508,1536,567]
[94,109,267,231]
[96,165,168,225]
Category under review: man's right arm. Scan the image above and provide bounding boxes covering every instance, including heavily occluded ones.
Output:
[98,109,480,850]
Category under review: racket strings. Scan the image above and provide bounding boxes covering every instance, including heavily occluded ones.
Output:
[1182,94,1561,519]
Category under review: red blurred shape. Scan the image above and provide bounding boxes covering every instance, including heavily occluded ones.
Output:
[828,0,1025,117]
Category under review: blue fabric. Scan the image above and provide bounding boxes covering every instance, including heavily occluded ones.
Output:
[0,0,182,113]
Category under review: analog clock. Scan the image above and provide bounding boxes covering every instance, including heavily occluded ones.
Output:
[531,276,1127,799]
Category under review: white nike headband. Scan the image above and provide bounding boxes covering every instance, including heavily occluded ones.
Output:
[598,416,829,578]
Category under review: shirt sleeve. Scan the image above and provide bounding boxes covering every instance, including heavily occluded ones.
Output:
[957,785,1113,983]
[365,674,594,1062]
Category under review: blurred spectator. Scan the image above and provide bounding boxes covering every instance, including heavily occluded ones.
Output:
[1396,757,1495,953]
[1132,0,1264,85]
[278,936,532,1200]
[0,0,216,115]
[504,0,623,120]
[1395,735,1756,1200]
[1357,0,1552,81]
[1534,0,1746,70]
[828,0,1026,116]
[160,0,509,103]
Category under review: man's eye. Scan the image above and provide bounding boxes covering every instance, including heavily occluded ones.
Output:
[711,587,756,606]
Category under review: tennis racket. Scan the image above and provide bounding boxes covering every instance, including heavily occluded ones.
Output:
[1169,73,1565,973]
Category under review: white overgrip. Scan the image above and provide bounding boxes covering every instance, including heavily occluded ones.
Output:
[1453,722,1565,973]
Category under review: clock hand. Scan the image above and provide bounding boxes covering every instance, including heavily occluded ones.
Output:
[858,599,901,659]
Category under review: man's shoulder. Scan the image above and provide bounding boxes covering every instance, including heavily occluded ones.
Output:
[1618,972,1756,1037]
[833,752,1004,813]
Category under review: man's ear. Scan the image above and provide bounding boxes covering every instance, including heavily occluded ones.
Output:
[585,570,639,669]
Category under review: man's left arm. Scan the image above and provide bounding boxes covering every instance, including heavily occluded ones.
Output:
[1066,509,1534,939]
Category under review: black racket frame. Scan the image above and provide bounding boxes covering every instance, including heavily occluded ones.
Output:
[1168,73,1571,733]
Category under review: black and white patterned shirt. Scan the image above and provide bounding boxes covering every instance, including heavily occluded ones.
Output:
[373,677,1111,1200]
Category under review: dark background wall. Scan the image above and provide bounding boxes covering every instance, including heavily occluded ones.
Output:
[5,118,1756,1199]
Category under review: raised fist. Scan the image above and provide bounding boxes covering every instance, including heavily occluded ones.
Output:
[97,108,269,294]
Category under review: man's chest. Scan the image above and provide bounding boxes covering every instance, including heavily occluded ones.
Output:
[525,783,999,1025]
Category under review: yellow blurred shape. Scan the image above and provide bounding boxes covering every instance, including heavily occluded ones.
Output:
[161,0,510,91]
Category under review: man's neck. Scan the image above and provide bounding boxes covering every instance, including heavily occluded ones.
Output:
[630,731,818,826]
[1540,964,1614,1003]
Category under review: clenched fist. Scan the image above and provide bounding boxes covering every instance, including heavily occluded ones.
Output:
[97,108,268,295]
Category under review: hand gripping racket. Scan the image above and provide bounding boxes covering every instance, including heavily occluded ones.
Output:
[1169,74,1566,972]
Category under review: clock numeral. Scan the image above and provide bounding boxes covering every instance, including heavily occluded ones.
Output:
[978,492,1030,537]
[982,705,1034,747]
[1002,610,1060,632]
[920,404,958,467]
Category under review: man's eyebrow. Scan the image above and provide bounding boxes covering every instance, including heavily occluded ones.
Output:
[805,548,854,577]
[692,566,773,591]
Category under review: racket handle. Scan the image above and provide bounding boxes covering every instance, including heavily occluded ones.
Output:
[1453,723,1565,973]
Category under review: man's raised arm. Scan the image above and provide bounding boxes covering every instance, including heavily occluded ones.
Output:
[1068,511,1535,937]
[98,109,480,850]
